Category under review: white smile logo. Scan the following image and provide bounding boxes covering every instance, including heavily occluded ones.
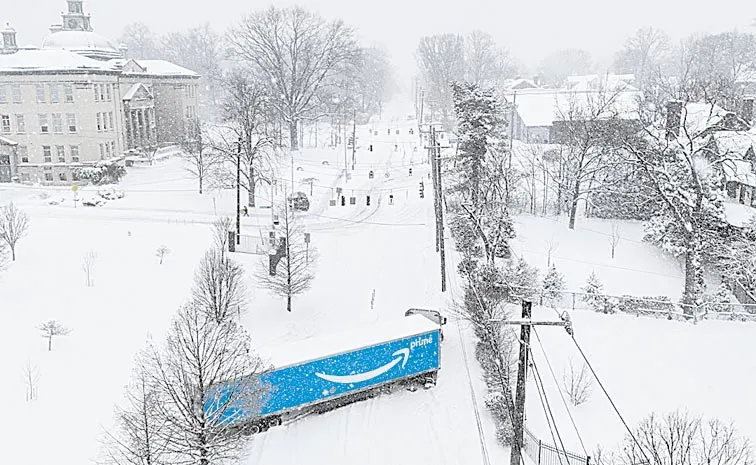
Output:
[314,348,410,384]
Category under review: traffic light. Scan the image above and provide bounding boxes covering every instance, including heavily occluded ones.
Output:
[419,181,425,198]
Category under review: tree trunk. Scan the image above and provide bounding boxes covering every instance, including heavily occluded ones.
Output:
[289,120,299,151]
[287,294,292,312]
[248,166,256,207]
[568,179,581,230]
[48,335,52,351]
[11,245,16,261]
[198,151,203,194]
[682,243,702,313]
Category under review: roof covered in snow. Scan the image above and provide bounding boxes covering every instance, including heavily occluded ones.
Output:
[712,131,756,156]
[566,74,637,92]
[117,59,199,77]
[0,49,198,78]
[680,103,730,136]
[722,159,756,187]
[504,88,641,127]
[0,48,117,72]
[41,30,120,60]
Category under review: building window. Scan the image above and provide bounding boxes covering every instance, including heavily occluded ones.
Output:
[94,85,100,102]
[64,84,74,103]
[106,84,111,102]
[50,84,60,103]
[97,112,102,131]
[71,170,80,181]
[56,145,65,163]
[43,145,52,163]
[36,84,46,103]
[0,85,6,104]
[18,146,28,163]
[100,85,106,102]
[44,171,53,182]
[59,172,67,182]
[111,141,116,156]
[39,114,49,133]
[99,143,105,160]
[1,115,9,133]
[105,142,111,158]
[108,112,114,130]
[15,114,25,133]
[70,145,80,162]
[11,84,22,103]
[52,113,63,133]
[66,113,77,132]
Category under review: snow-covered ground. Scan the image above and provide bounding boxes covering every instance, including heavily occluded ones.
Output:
[2,94,755,465]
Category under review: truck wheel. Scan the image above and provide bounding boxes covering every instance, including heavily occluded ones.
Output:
[248,424,262,435]
[270,417,282,427]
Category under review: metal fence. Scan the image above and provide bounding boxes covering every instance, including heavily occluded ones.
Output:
[524,426,590,465]
[535,289,756,324]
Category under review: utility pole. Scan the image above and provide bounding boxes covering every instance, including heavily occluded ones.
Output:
[506,91,517,205]
[236,137,241,245]
[429,125,447,292]
[419,91,425,135]
[511,300,531,465]
[343,111,349,182]
[351,108,357,171]
[492,305,574,465]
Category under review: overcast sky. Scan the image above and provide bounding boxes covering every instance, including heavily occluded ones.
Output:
[5,0,755,87]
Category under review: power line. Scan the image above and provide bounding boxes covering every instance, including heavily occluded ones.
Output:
[532,327,590,457]
[529,352,568,465]
[569,334,651,465]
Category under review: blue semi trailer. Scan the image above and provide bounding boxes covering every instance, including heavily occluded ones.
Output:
[204,310,445,434]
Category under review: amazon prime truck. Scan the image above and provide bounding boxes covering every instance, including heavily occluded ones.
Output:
[204,310,445,435]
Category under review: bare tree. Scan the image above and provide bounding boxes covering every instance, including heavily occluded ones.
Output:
[300,177,318,197]
[162,23,223,118]
[147,303,268,464]
[537,48,594,87]
[192,248,246,323]
[212,70,277,207]
[609,222,621,259]
[181,119,219,195]
[228,6,360,150]
[83,249,98,287]
[38,320,71,351]
[619,410,752,465]
[464,30,518,88]
[212,217,234,254]
[118,22,161,60]
[156,246,170,265]
[614,26,671,90]
[416,33,466,124]
[101,357,170,465]
[256,200,317,312]
[561,358,593,406]
[23,359,39,401]
[0,242,8,271]
[546,86,634,229]
[545,238,559,268]
[0,201,29,261]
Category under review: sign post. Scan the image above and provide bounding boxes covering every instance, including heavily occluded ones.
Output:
[72,184,79,208]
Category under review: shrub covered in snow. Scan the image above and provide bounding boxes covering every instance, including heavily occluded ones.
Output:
[541,266,565,304]
[73,162,126,185]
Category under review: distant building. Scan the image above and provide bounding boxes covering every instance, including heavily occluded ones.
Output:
[503,75,641,144]
[0,0,200,184]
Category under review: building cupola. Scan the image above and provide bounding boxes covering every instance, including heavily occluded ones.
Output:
[1,23,18,54]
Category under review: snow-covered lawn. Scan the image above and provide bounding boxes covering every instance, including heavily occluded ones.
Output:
[511,214,685,297]
[525,305,756,454]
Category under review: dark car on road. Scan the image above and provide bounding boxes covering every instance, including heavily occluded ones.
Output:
[288,191,310,211]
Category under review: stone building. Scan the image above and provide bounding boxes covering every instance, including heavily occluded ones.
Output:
[0,0,199,184]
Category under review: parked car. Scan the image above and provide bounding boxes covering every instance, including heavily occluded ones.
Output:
[288,191,310,211]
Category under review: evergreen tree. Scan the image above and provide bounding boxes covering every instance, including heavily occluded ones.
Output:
[542,266,566,304]
[581,271,605,310]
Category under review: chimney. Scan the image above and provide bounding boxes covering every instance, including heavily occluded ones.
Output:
[740,97,754,126]
[666,100,683,139]
[1,23,18,54]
